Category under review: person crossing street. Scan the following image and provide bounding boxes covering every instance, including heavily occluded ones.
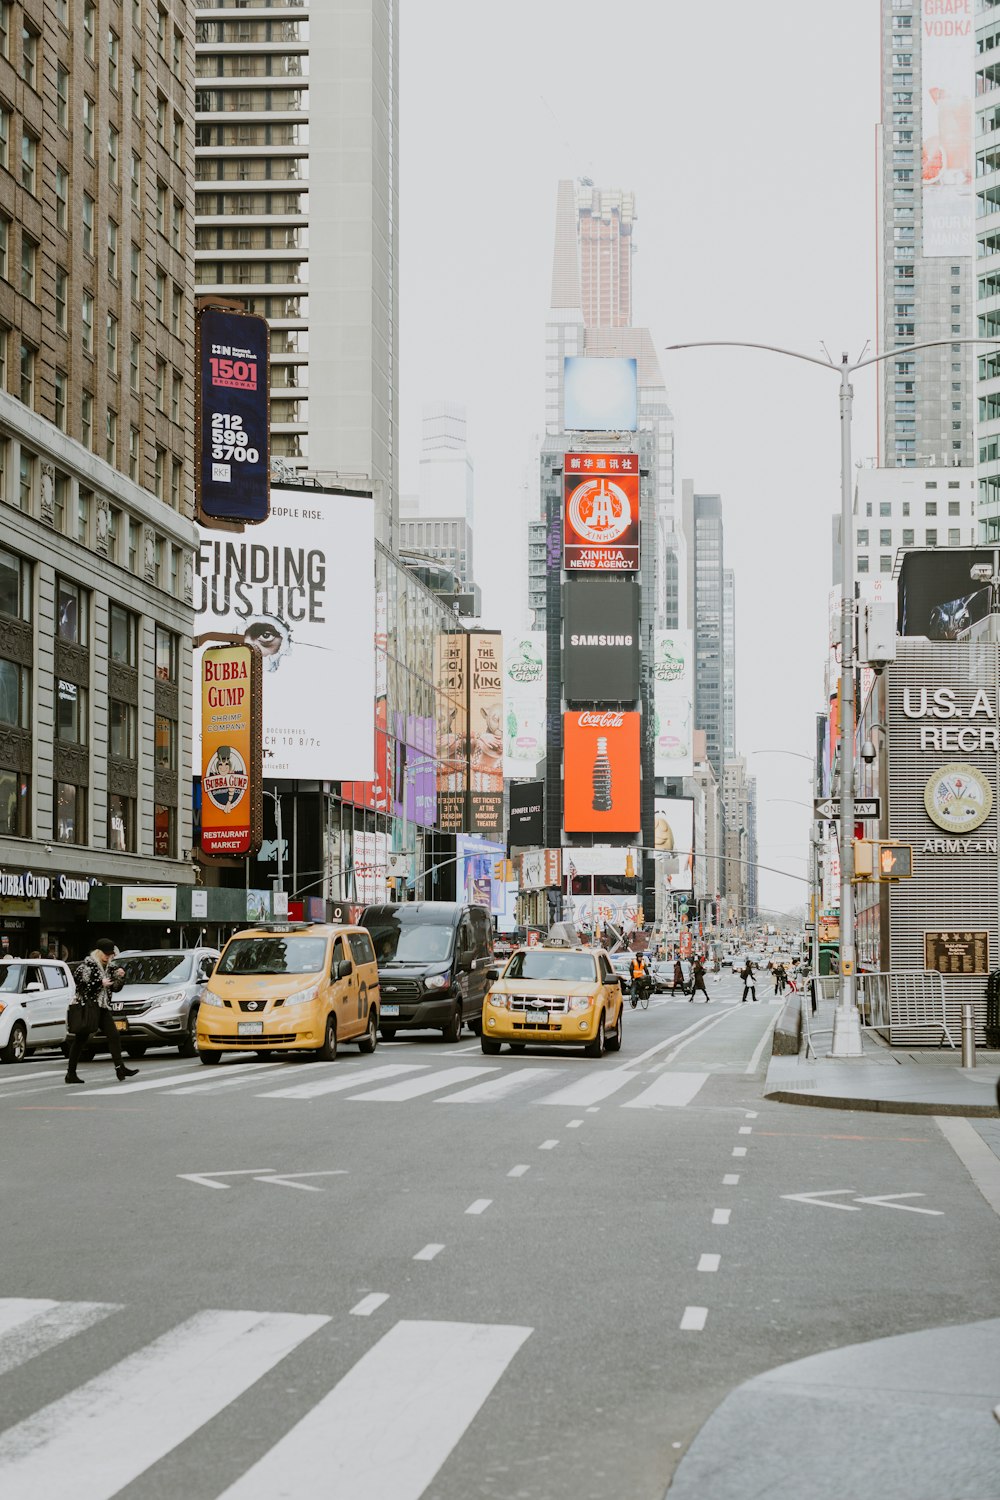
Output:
[740,958,758,1003]
[691,953,710,1002]
[65,939,139,1085]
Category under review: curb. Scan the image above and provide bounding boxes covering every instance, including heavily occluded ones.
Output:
[763,1087,1000,1118]
[771,995,801,1056]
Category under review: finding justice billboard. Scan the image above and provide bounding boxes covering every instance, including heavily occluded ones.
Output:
[194,489,375,779]
[563,710,641,833]
[921,0,973,258]
[200,643,262,858]
[564,453,639,572]
[564,580,640,702]
[195,305,270,525]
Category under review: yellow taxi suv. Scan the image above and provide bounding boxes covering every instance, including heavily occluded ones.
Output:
[196,922,380,1063]
[481,945,625,1057]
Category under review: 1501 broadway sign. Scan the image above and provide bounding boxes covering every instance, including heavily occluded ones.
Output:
[564,453,639,572]
[195,305,270,525]
[200,643,262,859]
[193,489,376,780]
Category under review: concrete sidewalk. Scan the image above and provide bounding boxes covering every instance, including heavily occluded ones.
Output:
[764,993,1000,1118]
[666,1318,1000,1500]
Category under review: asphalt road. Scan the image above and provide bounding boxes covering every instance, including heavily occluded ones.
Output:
[0,969,997,1500]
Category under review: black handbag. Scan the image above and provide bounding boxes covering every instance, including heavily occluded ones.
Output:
[66,997,99,1035]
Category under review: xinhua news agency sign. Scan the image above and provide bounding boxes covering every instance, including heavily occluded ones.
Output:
[564,453,639,572]
[196,305,270,526]
[200,643,263,858]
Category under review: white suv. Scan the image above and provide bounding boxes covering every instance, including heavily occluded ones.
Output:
[0,958,76,1063]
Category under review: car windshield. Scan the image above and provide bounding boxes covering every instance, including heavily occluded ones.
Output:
[367,922,454,964]
[504,951,598,982]
[119,954,193,986]
[217,936,328,976]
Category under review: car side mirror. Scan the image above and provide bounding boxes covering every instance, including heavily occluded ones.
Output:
[198,963,214,982]
[335,959,353,980]
[485,967,499,983]
[24,981,42,993]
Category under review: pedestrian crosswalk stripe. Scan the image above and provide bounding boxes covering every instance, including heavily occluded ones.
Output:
[260,1061,428,1100]
[215,1319,532,1500]
[349,1065,496,1102]
[622,1072,709,1110]
[438,1067,559,1104]
[539,1071,640,1107]
[86,1061,265,1096]
[0,1308,329,1500]
[0,1299,121,1378]
[172,1063,287,1094]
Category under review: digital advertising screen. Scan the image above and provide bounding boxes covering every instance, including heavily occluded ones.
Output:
[564,453,640,573]
[563,357,638,432]
[563,711,641,833]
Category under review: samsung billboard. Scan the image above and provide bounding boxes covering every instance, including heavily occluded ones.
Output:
[564,579,640,702]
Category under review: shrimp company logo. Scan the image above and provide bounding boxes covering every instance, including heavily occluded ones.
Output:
[203,745,249,813]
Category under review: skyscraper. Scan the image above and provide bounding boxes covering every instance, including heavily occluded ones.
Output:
[399,402,476,590]
[576,184,635,329]
[877,0,973,470]
[722,569,736,761]
[682,485,725,782]
[194,0,399,542]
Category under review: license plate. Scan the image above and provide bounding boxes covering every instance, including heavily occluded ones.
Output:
[237,1021,263,1036]
[525,1010,549,1026]
[114,1018,128,1033]
[381,1004,399,1017]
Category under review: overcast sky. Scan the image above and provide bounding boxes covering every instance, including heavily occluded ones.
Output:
[398,1,881,912]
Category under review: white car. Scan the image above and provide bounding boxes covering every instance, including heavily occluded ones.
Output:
[0,958,76,1063]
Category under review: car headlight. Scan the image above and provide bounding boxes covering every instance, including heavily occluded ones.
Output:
[569,996,593,1012]
[424,972,451,991]
[286,981,321,1007]
[488,992,510,1010]
[201,992,226,1008]
[146,989,186,1013]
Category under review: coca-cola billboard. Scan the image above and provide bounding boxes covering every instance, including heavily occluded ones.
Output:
[563,711,641,833]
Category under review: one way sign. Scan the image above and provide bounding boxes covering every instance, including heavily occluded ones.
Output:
[813,797,880,821]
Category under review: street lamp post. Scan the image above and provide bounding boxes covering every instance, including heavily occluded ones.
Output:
[667,335,1000,1055]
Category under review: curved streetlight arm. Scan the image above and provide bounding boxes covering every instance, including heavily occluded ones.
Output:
[665,334,1000,378]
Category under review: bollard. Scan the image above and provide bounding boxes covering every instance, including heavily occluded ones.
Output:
[961,1002,976,1069]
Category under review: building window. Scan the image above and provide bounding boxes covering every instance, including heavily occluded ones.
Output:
[131,60,141,119]
[18,341,34,404]
[857,529,869,546]
[130,152,140,211]
[857,556,869,573]
[81,292,94,354]
[170,459,181,510]
[0,657,29,728]
[154,362,164,417]
[107,313,118,375]
[80,391,93,451]
[171,282,182,335]
[130,242,140,302]
[0,213,7,281]
[82,194,94,256]
[0,546,30,620]
[107,220,119,282]
[77,485,92,545]
[17,447,33,510]
[82,95,94,159]
[56,680,87,745]
[155,625,178,682]
[949,528,961,545]
[109,699,137,759]
[154,535,163,585]
[54,265,67,329]
[155,269,165,323]
[169,544,179,594]
[55,165,68,230]
[171,113,182,165]
[155,714,177,770]
[948,501,961,516]
[109,604,137,666]
[105,409,117,465]
[56,63,69,128]
[20,131,35,193]
[879,502,891,517]
[107,27,119,91]
[128,519,139,571]
[902,502,910,517]
[0,769,29,838]
[926,501,938,515]
[153,448,164,501]
[21,25,37,90]
[54,370,67,432]
[107,793,135,853]
[880,555,892,572]
[156,93,166,148]
[154,803,175,858]
[108,124,119,184]
[54,781,86,845]
[0,6,9,59]
[107,505,120,561]
[880,529,892,546]
[170,371,181,422]
[171,200,182,252]
[128,425,139,480]
[20,235,36,299]
[902,528,914,545]
[83,0,95,57]
[53,470,67,530]
[926,529,938,545]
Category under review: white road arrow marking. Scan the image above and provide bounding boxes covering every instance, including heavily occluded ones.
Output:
[781,1189,861,1211]
[852,1193,943,1216]
[253,1171,348,1192]
[178,1170,274,1190]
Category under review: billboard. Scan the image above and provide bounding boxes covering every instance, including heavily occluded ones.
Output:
[503,632,546,776]
[509,781,544,848]
[564,579,640,702]
[435,631,468,833]
[515,848,561,890]
[354,830,389,905]
[564,453,639,573]
[921,0,973,258]
[194,489,375,780]
[564,893,640,931]
[457,834,506,914]
[897,549,993,638]
[563,710,641,833]
[341,698,391,814]
[469,631,504,837]
[195,305,270,524]
[654,796,694,893]
[391,713,437,829]
[652,630,694,778]
[563,357,638,432]
[199,643,263,858]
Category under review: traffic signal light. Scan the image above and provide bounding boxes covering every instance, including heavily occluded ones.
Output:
[878,843,912,880]
[625,851,636,878]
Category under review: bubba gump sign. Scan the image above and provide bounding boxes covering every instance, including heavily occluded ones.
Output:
[200,643,263,858]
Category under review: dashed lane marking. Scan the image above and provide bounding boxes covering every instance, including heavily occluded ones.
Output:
[349,1294,389,1317]
[697,1255,721,1273]
[413,1244,444,1261]
[680,1307,708,1331]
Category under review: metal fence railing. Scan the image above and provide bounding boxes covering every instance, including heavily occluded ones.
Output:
[803,970,955,1056]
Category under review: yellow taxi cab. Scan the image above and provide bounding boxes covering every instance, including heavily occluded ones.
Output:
[481,944,625,1057]
[196,922,380,1063]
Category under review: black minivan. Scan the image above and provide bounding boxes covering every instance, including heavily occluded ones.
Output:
[360,902,494,1043]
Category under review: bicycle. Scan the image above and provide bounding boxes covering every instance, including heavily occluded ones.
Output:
[631,975,652,1010]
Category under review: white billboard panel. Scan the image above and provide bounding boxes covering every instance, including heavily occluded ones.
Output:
[654,796,694,893]
[921,0,973,258]
[194,488,375,780]
[653,630,693,778]
[503,633,546,777]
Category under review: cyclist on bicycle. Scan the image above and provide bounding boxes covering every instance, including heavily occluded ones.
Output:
[630,951,651,1009]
